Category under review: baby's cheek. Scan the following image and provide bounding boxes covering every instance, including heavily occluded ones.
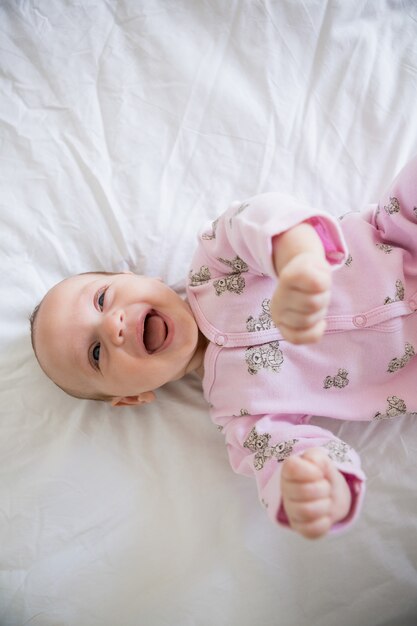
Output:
[107,355,141,391]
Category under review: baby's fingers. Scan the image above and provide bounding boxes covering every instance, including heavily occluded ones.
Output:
[282,454,324,484]
[280,255,332,295]
[281,453,335,539]
[278,308,326,331]
[287,497,332,524]
[280,289,331,315]
[271,288,329,344]
[278,319,327,344]
[284,478,331,503]
[290,515,332,540]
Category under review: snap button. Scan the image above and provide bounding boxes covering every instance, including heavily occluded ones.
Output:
[353,314,367,327]
[409,299,417,311]
[214,334,226,346]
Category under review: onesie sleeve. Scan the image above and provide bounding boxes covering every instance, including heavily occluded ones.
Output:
[200,192,348,278]
[221,412,366,533]
[372,155,417,269]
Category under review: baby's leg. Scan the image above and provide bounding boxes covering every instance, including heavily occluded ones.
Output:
[281,448,352,539]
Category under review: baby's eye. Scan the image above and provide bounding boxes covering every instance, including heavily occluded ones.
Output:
[97,289,106,310]
[91,343,101,365]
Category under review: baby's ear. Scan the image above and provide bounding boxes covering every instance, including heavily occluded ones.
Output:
[110,391,156,407]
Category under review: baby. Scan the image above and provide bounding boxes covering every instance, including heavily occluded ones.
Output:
[31,157,417,539]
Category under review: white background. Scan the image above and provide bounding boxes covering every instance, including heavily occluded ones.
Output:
[0,1,417,625]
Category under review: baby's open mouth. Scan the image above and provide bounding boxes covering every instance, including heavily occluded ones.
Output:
[143,311,168,353]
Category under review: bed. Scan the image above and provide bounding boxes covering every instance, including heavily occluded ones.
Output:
[1,1,417,624]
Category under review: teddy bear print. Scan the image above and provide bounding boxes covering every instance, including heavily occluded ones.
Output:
[384,197,400,215]
[245,341,283,375]
[243,426,298,470]
[189,265,212,287]
[374,395,407,420]
[201,218,219,240]
[387,343,415,373]
[213,255,249,296]
[244,427,271,452]
[213,273,246,296]
[376,243,393,254]
[232,408,250,417]
[323,368,349,389]
[324,440,352,464]
[384,279,405,305]
[338,211,354,221]
[246,299,276,332]
[229,202,250,227]
[217,255,249,274]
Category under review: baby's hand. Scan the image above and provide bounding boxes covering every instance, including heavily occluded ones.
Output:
[270,252,332,344]
[281,448,351,539]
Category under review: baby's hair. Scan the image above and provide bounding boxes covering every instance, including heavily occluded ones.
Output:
[30,271,120,402]
[29,302,41,355]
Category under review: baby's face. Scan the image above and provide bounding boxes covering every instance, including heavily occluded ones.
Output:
[34,272,201,402]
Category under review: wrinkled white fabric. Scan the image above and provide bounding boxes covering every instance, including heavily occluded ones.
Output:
[1,1,417,625]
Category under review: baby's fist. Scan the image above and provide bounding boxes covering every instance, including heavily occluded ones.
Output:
[281,448,351,539]
[271,252,332,344]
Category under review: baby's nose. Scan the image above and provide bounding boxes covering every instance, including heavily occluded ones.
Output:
[102,310,125,345]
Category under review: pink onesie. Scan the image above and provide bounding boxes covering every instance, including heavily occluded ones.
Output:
[186,157,417,532]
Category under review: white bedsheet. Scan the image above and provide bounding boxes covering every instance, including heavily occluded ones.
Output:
[1,1,417,624]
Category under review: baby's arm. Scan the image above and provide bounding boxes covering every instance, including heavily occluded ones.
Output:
[271,222,332,344]
[223,414,365,540]
[281,448,352,539]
